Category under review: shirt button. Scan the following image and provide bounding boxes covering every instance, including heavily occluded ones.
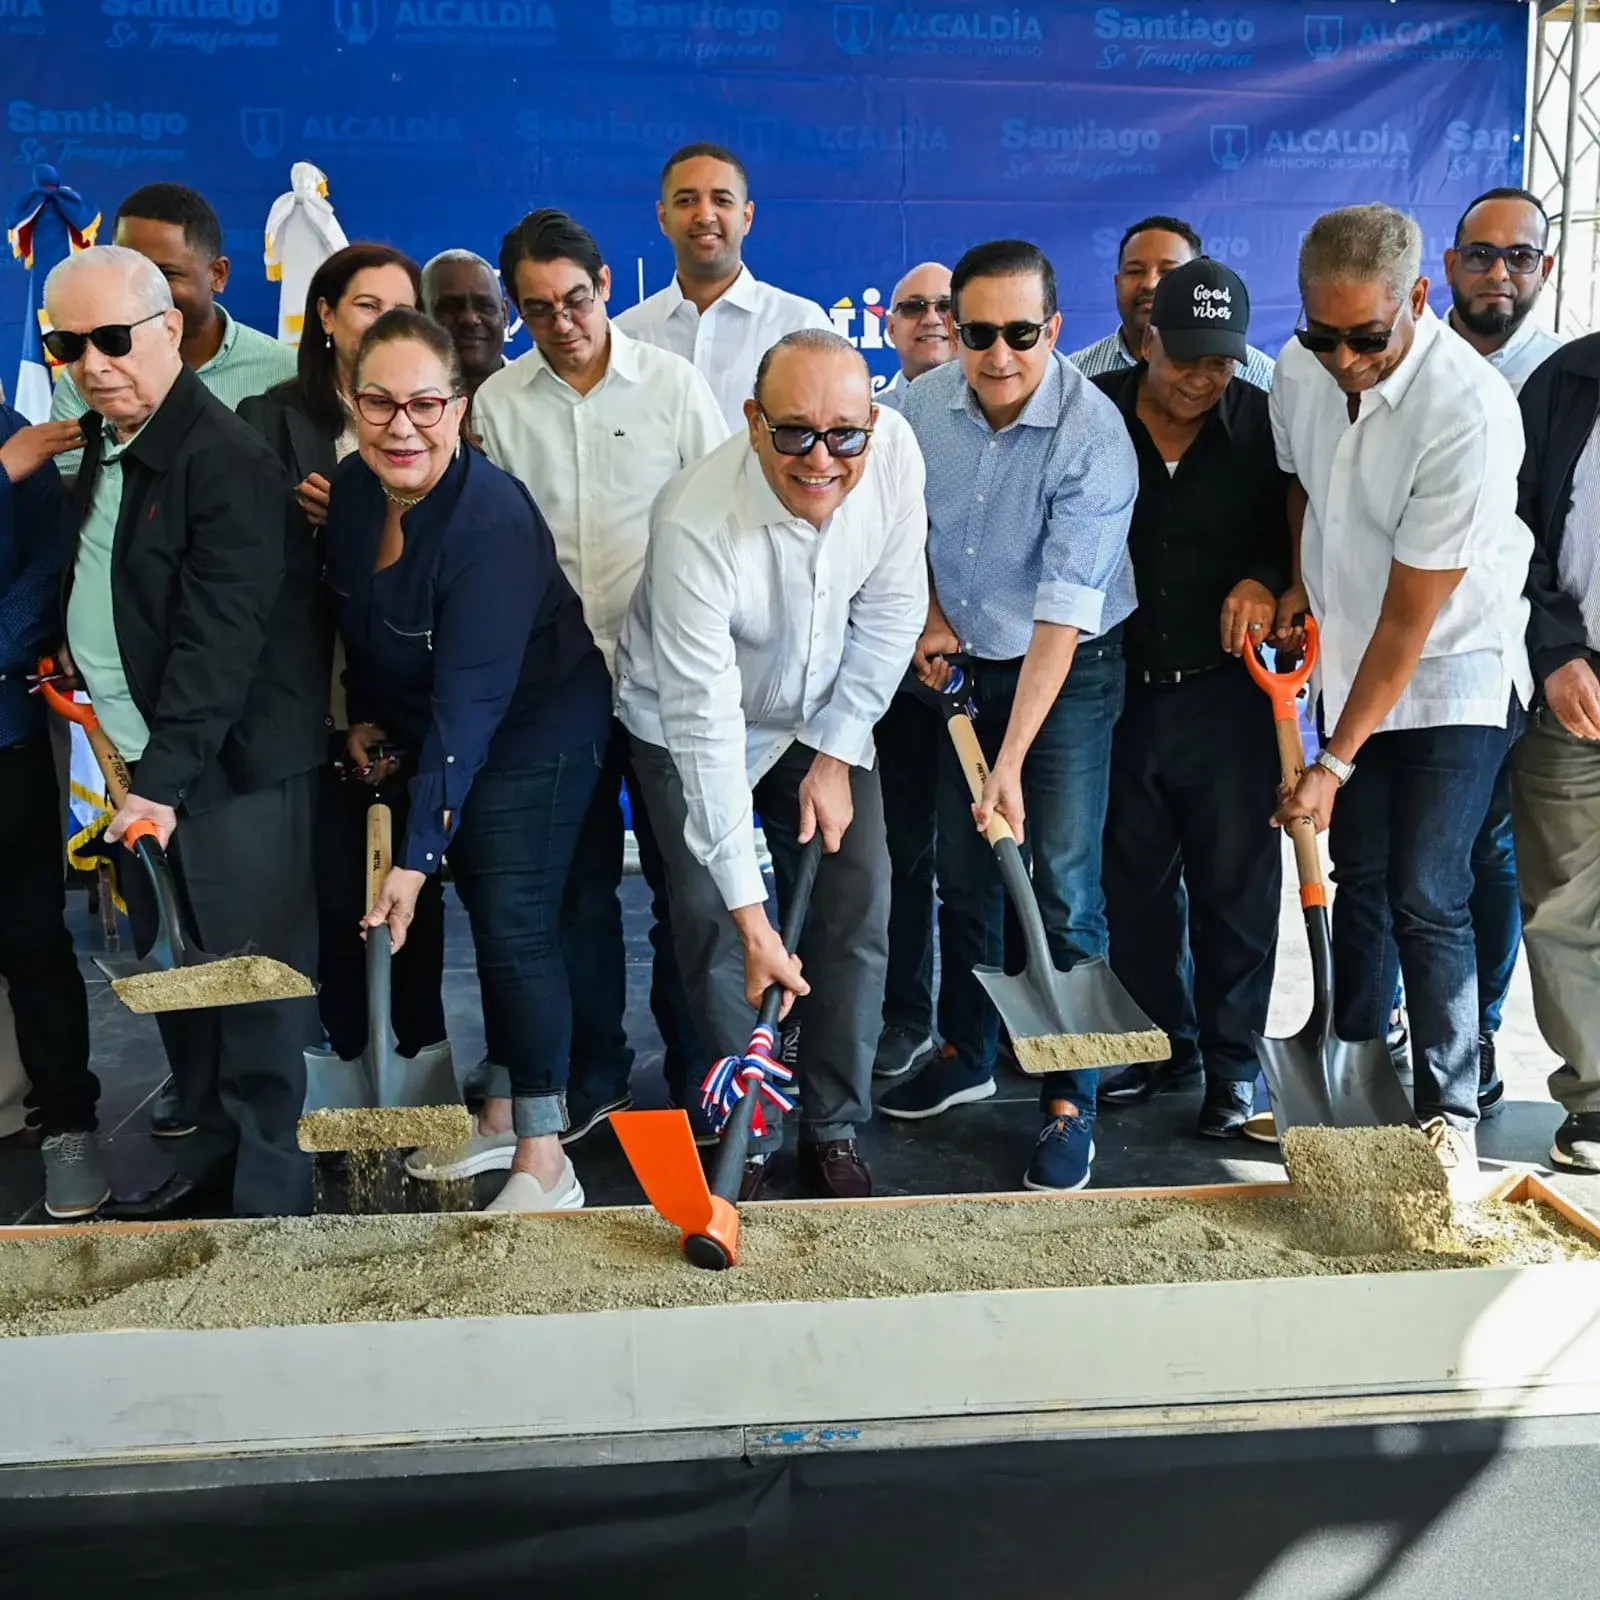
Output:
[426,852,435,861]
[966,546,975,555]
[989,441,998,450]
[960,599,969,607]
[976,494,985,503]
[446,755,455,764]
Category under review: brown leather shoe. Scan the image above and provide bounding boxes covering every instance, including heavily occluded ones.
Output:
[798,1139,872,1200]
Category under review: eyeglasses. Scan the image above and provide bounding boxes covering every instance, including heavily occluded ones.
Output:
[759,414,873,458]
[353,391,462,428]
[1456,242,1545,276]
[522,287,596,326]
[893,296,952,318]
[955,320,1047,352]
[42,310,165,364]
[1293,304,1404,357]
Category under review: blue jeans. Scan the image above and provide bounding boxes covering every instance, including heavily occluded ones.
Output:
[447,747,602,1138]
[561,719,704,1103]
[1470,754,1521,1035]
[936,634,1124,1115]
[1328,706,1523,1130]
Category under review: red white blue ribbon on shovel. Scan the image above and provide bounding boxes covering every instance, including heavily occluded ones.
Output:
[700,1023,796,1136]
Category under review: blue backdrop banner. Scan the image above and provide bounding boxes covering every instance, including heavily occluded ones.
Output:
[1,0,1531,388]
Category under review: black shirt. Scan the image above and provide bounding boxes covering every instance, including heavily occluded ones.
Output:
[1093,364,1291,675]
[325,444,611,874]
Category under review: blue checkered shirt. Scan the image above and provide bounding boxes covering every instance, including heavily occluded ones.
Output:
[900,353,1138,660]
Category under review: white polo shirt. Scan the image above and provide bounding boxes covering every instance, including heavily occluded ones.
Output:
[616,411,929,909]
[472,324,728,677]
[1270,306,1533,732]
[615,264,834,431]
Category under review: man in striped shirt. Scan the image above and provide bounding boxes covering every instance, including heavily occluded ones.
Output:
[1069,215,1276,391]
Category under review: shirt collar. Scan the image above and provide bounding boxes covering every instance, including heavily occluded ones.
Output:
[1368,304,1440,412]
[517,322,640,394]
[664,262,760,320]
[731,443,793,528]
[202,306,238,372]
[953,348,1064,430]
[1484,311,1540,369]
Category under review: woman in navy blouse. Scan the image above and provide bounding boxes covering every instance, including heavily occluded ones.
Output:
[327,308,612,1212]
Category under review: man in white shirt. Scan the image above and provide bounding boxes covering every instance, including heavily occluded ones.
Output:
[1271,204,1532,1193]
[1445,188,1565,398]
[869,260,954,1084]
[617,330,928,1200]
[876,261,954,413]
[615,142,834,429]
[473,209,727,1146]
[1430,186,1568,1116]
[1069,214,1276,391]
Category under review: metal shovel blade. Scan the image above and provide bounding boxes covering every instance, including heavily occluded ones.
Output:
[977,955,1172,1075]
[1256,1025,1418,1134]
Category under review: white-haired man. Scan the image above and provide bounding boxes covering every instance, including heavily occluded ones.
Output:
[44,245,327,1219]
[1269,204,1533,1193]
[420,248,507,406]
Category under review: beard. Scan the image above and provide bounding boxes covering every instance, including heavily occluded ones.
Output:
[1452,283,1530,339]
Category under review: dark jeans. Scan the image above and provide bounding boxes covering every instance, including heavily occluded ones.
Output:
[629,736,888,1153]
[0,739,94,1135]
[1470,754,1521,1035]
[1103,666,1282,1085]
[314,765,446,1060]
[561,719,703,1104]
[1328,705,1523,1130]
[448,747,601,1139]
[874,689,940,1036]
[936,634,1124,1115]
[120,770,320,1216]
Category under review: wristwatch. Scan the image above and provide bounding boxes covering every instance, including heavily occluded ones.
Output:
[1313,748,1355,786]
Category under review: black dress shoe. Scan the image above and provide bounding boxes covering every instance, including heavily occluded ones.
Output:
[100,1166,234,1222]
[1098,1059,1201,1105]
[148,1077,196,1139]
[1197,1080,1254,1139]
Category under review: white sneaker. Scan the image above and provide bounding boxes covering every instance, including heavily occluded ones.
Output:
[1423,1116,1480,1201]
[484,1158,585,1213]
[403,1124,517,1182]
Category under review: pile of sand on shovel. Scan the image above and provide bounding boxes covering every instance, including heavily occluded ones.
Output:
[1282,1126,1455,1254]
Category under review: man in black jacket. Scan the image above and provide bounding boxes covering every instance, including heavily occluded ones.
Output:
[1513,333,1600,1175]
[1091,259,1291,1138]
[44,245,327,1218]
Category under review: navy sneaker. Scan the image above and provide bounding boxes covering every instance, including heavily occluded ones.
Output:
[877,1046,996,1120]
[561,1085,633,1146]
[1023,1106,1095,1191]
[1478,1032,1505,1119]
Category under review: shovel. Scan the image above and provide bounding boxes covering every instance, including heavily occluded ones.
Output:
[1243,619,1415,1133]
[932,667,1169,1074]
[612,835,823,1270]
[38,668,316,1015]
[302,800,458,1115]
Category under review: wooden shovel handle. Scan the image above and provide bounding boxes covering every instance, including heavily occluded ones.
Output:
[944,712,1013,848]
[1275,718,1326,908]
[366,802,393,912]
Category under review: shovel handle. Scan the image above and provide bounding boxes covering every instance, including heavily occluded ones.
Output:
[366,803,393,911]
[37,662,134,806]
[1274,714,1327,910]
[944,710,1013,848]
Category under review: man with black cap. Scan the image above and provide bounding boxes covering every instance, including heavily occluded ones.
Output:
[1090,258,1293,1137]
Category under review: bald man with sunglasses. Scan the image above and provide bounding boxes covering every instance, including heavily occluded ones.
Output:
[880,238,1138,1196]
[616,329,927,1202]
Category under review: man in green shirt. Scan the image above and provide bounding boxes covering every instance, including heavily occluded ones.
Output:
[50,184,297,1140]
[51,183,295,462]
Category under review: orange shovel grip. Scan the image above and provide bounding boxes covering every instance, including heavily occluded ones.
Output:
[35,657,97,729]
[121,818,161,849]
[1242,614,1319,723]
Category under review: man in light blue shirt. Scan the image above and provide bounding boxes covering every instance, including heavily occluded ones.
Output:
[881,239,1139,1194]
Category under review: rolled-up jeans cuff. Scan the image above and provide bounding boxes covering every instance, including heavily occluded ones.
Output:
[483,1060,514,1100]
[513,1092,568,1139]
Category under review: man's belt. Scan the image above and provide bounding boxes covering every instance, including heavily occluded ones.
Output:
[1129,660,1225,686]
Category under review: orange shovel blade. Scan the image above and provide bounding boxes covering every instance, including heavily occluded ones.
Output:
[610,1110,715,1234]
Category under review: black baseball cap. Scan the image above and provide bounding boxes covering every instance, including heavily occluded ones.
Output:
[1150,258,1249,362]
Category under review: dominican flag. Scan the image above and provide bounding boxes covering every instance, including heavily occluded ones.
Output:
[6,164,98,421]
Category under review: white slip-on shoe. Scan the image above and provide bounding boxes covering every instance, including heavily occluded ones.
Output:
[404,1125,517,1182]
[1422,1116,1480,1202]
[484,1158,585,1213]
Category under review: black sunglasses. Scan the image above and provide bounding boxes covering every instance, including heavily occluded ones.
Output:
[1456,242,1545,276]
[759,414,873,459]
[1293,304,1403,357]
[893,296,952,317]
[955,319,1046,352]
[42,310,166,364]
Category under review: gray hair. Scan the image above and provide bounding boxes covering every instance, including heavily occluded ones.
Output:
[420,248,498,315]
[752,328,864,405]
[44,244,173,319]
[1298,204,1423,306]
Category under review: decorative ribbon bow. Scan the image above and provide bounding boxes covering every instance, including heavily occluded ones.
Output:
[699,1022,796,1138]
